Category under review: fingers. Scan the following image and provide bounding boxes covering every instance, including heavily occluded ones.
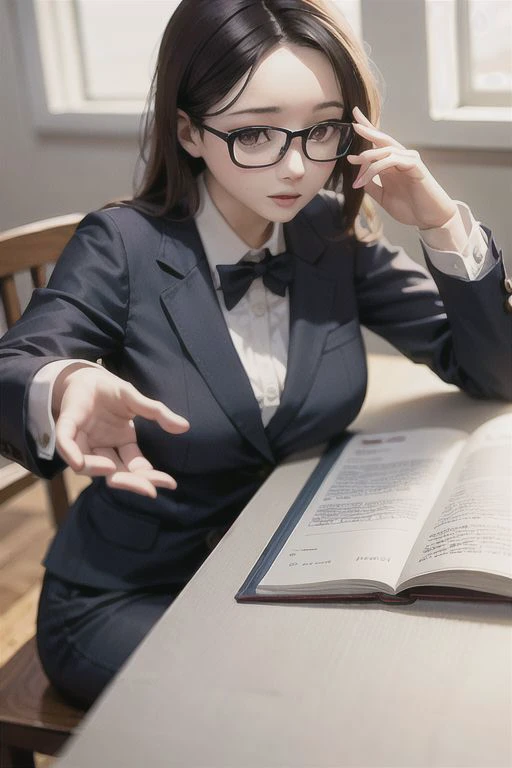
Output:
[99,446,154,497]
[118,443,178,491]
[352,106,405,150]
[352,106,373,126]
[56,417,117,474]
[101,445,177,498]
[107,472,158,498]
[347,146,393,166]
[351,153,421,189]
[55,415,168,494]
[54,370,186,493]
[347,146,392,188]
[55,415,84,470]
[348,107,417,196]
[121,384,189,434]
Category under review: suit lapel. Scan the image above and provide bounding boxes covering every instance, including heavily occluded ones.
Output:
[265,210,336,442]
[157,220,274,463]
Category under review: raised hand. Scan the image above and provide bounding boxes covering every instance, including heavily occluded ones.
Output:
[347,107,458,230]
[53,365,189,497]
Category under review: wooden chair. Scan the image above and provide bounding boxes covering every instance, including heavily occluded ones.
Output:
[0,214,87,766]
[0,638,87,768]
[0,213,84,526]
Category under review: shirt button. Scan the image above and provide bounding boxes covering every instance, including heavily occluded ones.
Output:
[504,277,512,294]
[252,303,266,317]
[266,386,278,401]
[472,246,483,263]
[505,296,512,314]
[40,433,50,448]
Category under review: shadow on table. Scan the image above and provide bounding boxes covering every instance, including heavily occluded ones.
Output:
[355,389,510,434]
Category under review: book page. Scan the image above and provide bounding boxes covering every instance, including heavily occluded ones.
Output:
[399,414,512,591]
[257,428,466,595]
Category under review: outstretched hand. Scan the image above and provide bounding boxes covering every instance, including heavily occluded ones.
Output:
[347,107,458,230]
[54,366,189,497]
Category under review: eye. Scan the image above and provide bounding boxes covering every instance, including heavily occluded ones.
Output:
[235,128,271,147]
[309,123,336,142]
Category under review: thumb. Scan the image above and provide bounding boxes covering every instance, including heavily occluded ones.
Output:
[120,383,190,434]
[55,414,84,470]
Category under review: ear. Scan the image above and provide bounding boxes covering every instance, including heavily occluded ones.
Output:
[177,110,203,158]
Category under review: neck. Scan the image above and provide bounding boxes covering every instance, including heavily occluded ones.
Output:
[204,173,273,249]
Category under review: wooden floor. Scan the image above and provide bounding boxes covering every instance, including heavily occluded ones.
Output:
[0,469,89,768]
[0,470,88,665]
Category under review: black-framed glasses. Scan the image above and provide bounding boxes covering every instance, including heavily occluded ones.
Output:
[195,120,354,168]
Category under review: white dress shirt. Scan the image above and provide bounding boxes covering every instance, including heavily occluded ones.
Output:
[195,174,289,426]
[28,176,491,459]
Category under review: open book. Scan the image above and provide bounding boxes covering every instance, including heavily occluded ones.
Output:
[236,414,512,604]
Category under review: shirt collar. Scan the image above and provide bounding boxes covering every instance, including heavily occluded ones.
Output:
[195,173,285,289]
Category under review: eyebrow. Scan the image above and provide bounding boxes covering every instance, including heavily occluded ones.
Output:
[226,101,345,116]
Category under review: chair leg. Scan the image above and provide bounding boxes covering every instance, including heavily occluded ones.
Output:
[46,474,70,528]
[0,741,36,768]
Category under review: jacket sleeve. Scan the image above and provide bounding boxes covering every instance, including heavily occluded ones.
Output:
[354,227,512,401]
[0,210,130,477]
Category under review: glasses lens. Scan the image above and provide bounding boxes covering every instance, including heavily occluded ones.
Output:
[306,122,353,161]
[232,128,288,167]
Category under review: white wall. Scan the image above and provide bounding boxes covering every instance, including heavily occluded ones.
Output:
[1,0,511,353]
[0,0,139,226]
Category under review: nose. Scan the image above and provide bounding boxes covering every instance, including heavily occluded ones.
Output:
[277,137,306,180]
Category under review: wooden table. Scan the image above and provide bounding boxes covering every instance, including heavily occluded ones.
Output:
[55,354,512,768]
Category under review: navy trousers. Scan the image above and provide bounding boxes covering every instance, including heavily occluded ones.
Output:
[36,573,180,708]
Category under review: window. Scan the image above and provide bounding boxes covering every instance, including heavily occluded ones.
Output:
[72,0,177,103]
[17,0,360,134]
[15,0,511,147]
[74,0,362,99]
[457,0,512,107]
[425,0,512,121]
[16,0,180,134]
[361,0,511,149]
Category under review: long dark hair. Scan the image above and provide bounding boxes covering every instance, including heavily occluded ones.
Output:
[131,0,382,239]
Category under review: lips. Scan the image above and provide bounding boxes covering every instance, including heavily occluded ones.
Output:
[268,193,302,209]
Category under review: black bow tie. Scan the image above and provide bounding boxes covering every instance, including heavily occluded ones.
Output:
[216,248,295,310]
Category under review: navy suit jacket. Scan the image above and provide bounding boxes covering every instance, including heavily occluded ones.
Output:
[0,191,511,589]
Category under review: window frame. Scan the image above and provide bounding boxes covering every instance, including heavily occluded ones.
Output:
[361,0,511,149]
[15,0,512,148]
[457,0,512,108]
[15,0,143,135]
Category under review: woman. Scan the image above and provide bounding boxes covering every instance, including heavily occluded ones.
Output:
[0,0,510,707]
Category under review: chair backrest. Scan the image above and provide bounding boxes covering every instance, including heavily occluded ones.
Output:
[0,213,84,525]
[0,213,83,326]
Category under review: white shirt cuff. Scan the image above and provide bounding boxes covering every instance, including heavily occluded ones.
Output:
[419,201,491,280]
[27,359,101,460]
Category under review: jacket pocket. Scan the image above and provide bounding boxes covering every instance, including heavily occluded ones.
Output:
[88,487,161,551]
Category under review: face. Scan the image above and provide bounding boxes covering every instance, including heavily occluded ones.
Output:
[177,44,345,246]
